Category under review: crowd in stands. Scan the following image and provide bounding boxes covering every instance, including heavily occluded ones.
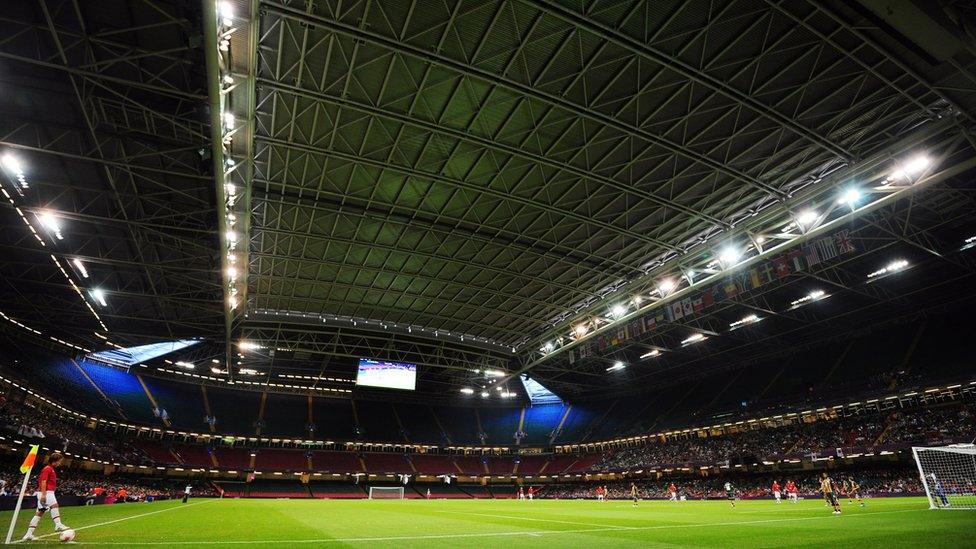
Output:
[594,402,975,472]
[0,398,149,465]
[0,469,216,501]
[541,469,924,500]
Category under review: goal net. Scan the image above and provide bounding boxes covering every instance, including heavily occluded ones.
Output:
[368,487,405,500]
[912,445,976,509]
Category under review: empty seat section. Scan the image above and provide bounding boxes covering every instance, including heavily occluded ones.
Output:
[248,479,309,498]
[478,406,519,445]
[458,484,491,498]
[543,454,578,474]
[486,456,514,475]
[133,440,178,464]
[310,398,356,440]
[490,484,518,498]
[262,393,308,438]
[432,405,477,444]
[454,456,485,475]
[15,356,116,417]
[362,452,412,474]
[214,447,251,470]
[565,453,600,472]
[77,360,156,423]
[171,444,213,467]
[515,455,548,475]
[394,403,445,443]
[309,482,365,498]
[355,400,401,442]
[553,406,597,443]
[254,449,308,471]
[409,454,457,475]
[311,451,363,473]
[521,404,567,444]
[214,481,246,497]
[207,386,261,435]
[141,377,207,431]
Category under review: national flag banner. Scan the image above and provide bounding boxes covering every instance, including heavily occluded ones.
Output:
[681,298,693,317]
[773,256,790,279]
[835,229,855,254]
[749,268,761,289]
[644,315,657,331]
[670,301,684,320]
[788,249,805,271]
[815,235,838,261]
[803,243,821,268]
[702,287,715,308]
[19,444,39,474]
[567,349,575,364]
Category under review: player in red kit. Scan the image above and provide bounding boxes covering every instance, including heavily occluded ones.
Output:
[772,480,782,504]
[527,486,534,501]
[668,483,677,501]
[22,452,71,541]
[785,479,798,503]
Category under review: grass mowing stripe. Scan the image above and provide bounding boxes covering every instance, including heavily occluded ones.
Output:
[438,509,631,529]
[75,506,927,545]
[14,499,218,543]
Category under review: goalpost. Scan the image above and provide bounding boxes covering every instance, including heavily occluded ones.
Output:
[368,487,405,500]
[912,445,976,509]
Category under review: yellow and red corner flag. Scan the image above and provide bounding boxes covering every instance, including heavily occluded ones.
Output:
[19,444,39,474]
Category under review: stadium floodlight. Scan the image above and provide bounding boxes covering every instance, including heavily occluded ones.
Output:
[89,288,108,307]
[573,324,588,338]
[681,333,706,345]
[175,361,195,369]
[480,391,490,398]
[541,342,554,353]
[238,341,262,350]
[891,155,930,180]
[1,152,23,174]
[36,211,63,240]
[606,361,625,372]
[718,246,741,267]
[837,188,861,207]
[500,391,515,398]
[868,259,909,279]
[657,278,676,296]
[211,367,227,374]
[791,289,826,307]
[796,209,819,228]
[611,304,627,318]
[72,258,89,278]
[459,387,474,395]
[639,349,661,359]
[729,314,760,328]
[222,112,235,129]
[484,369,505,377]
[228,295,238,309]
[227,266,238,281]
[239,368,262,375]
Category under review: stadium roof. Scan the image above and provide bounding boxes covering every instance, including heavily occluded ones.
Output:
[2,0,976,400]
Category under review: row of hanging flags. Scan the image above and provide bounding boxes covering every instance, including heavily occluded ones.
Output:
[568,229,857,362]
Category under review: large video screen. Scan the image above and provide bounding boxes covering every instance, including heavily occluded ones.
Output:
[356,358,417,390]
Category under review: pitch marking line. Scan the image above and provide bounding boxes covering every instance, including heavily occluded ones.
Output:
[13,499,218,544]
[438,509,630,529]
[75,507,924,545]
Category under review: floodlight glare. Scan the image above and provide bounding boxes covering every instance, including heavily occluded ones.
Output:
[238,341,262,350]
[573,324,588,338]
[891,155,930,180]
[460,388,474,395]
[72,258,89,278]
[729,314,760,328]
[611,304,627,318]
[796,210,818,227]
[606,361,626,372]
[1,153,23,174]
[718,246,741,266]
[37,211,63,240]
[480,391,490,398]
[89,288,108,307]
[658,278,676,295]
[639,349,661,359]
[837,188,861,206]
[681,333,706,345]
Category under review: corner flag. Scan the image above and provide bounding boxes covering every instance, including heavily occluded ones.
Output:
[19,444,39,474]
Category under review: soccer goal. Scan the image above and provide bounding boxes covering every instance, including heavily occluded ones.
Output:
[368,487,405,500]
[912,445,976,509]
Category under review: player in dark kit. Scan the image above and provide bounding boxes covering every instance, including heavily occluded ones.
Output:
[724,481,735,508]
[820,472,842,515]
[22,452,71,541]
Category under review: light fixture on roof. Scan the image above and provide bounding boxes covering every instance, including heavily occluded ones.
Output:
[228,295,238,309]
[480,391,490,398]
[72,258,89,278]
[542,342,554,353]
[216,1,234,26]
[867,259,909,279]
[460,388,474,395]
[500,391,515,398]
[222,74,234,85]
[239,368,262,376]
[791,289,826,307]
[681,333,706,345]
[225,230,237,242]
[36,211,63,240]
[796,210,819,228]
[89,288,108,307]
[891,155,930,180]
[573,324,588,338]
[222,112,235,129]
[175,361,195,369]
[238,341,262,351]
[657,278,676,296]
[837,188,861,207]
[1,152,27,188]
[484,369,505,378]
[606,361,626,372]
[611,304,627,318]
[729,314,760,328]
[718,246,741,267]
[211,367,227,374]
[639,349,661,359]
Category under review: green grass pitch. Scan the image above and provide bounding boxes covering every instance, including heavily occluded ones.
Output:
[2,497,974,547]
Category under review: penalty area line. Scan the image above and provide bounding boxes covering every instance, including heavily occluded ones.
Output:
[76,507,925,545]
